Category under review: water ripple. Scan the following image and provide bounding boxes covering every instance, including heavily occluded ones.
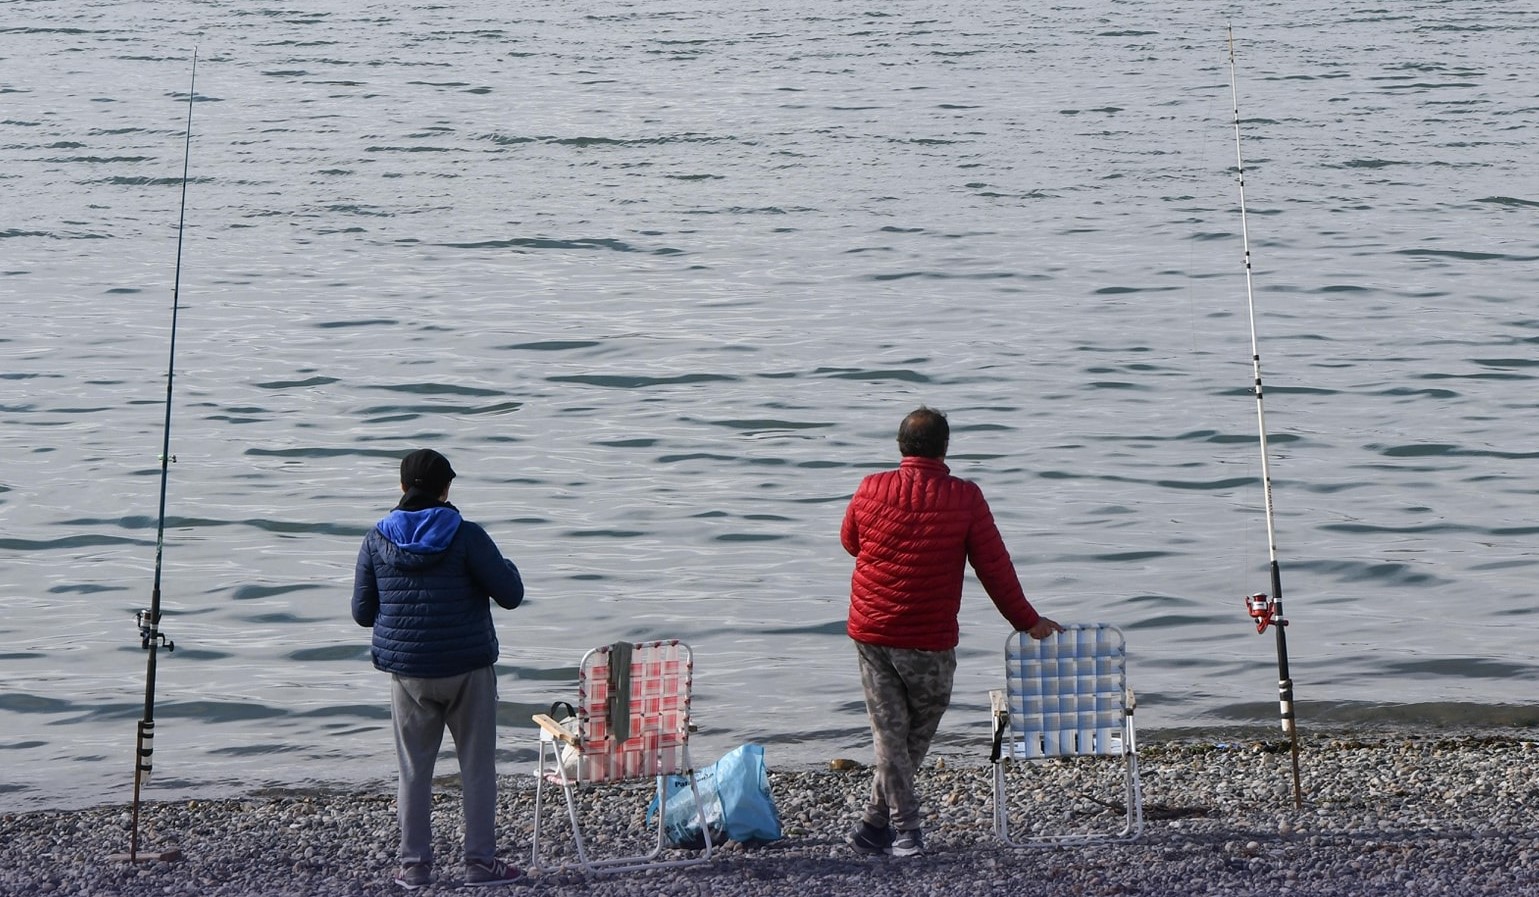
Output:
[5,0,1538,812]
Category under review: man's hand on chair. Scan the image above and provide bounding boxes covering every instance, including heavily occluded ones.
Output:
[1027,618,1065,640]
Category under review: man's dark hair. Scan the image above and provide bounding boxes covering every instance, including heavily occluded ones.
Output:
[897,406,949,458]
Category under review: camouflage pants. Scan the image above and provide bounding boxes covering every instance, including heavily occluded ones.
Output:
[855,641,957,832]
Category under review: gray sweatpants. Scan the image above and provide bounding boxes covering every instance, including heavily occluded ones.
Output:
[855,641,957,833]
[391,665,499,867]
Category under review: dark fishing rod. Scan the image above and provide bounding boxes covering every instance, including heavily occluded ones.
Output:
[1226,26,1304,810]
[123,51,197,864]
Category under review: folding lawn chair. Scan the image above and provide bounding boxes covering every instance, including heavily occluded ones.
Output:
[531,639,713,875]
[990,623,1143,845]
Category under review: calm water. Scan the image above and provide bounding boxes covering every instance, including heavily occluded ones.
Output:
[2,0,1537,811]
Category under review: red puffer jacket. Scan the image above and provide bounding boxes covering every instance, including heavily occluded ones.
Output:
[842,456,1040,651]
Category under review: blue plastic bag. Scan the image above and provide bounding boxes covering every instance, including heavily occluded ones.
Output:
[647,743,783,848]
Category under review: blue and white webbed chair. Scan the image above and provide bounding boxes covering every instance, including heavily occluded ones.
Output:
[990,623,1143,845]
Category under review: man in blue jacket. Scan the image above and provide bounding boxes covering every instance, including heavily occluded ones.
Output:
[353,448,526,889]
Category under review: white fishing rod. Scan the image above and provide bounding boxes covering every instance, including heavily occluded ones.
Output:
[119,51,197,864]
[1227,26,1304,809]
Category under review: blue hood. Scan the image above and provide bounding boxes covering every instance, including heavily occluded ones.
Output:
[376,506,463,554]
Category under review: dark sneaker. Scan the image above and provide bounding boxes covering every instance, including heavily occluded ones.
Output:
[465,858,522,886]
[847,821,894,855]
[394,863,431,890]
[891,828,924,857]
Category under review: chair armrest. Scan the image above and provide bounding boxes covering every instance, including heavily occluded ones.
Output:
[532,713,579,746]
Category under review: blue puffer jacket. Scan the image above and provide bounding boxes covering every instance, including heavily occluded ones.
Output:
[352,505,525,678]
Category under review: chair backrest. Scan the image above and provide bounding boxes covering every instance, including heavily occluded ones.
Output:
[1004,624,1128,759]
[574,640,694,783]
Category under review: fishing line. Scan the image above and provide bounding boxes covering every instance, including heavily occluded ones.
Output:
[118,50,197,865]
[1226,26,1304,810]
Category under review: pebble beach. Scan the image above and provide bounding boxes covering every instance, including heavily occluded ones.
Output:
[3,729,1536,897]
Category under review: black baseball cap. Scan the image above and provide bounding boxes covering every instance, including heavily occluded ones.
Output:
[399,448,456,493]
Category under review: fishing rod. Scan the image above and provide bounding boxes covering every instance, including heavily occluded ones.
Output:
[1226,26,1304,810]
[121,51,197,864]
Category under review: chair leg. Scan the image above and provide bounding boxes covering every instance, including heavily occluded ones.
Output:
[531,737,580,872]
[531,739,549,871]
[1122,752,1144,839]
[994,755,1143,847]
[991,760,1010,843]
[1121,716,1143,840]
[560,772,590,872]
[645,766,714,864]
[640,776,672,862]
[682,743,713,863]
[530,737,595,873]
[529,742,717,873]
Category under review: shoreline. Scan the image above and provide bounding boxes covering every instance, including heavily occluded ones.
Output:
[4,727,1537,896]
[15,711,1536,817]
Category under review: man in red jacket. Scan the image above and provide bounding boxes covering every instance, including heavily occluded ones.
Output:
[842,407,1062,857]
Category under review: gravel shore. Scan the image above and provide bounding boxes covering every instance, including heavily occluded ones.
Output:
[3,730,1536,897]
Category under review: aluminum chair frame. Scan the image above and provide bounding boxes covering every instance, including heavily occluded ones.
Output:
[531,639,714,875]
[990,623,1143,846]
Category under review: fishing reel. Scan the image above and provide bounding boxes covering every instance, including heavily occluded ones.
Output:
[135,609,175,652]
[1244,593,1286,634]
